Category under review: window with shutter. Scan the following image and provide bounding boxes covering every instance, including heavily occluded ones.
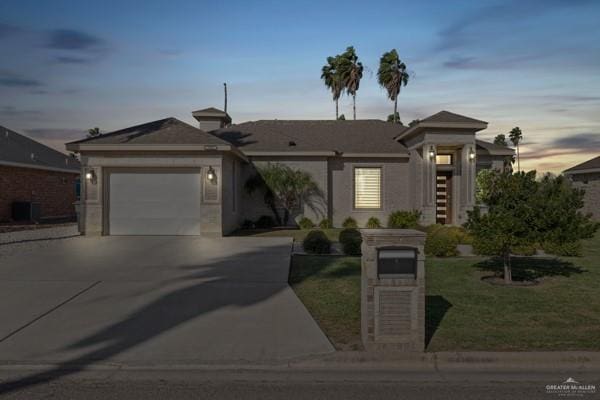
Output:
[354,167,381,209]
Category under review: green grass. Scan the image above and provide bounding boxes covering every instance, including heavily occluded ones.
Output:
[232,228,343,242]
[289,233,600,351]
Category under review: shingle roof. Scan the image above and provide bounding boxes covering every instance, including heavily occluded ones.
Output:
[192,107,227,114]
[564,156,600,173]
[67,117,232,146]
[0,125,80,172]
[212,120,409,155]
[421,111,487,125]
[476,139,514,155]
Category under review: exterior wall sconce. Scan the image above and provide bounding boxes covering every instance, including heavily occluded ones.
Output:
[468,148,476,161]
[85,169,97,184]
[428,146,436,160]
[206,166,216,182]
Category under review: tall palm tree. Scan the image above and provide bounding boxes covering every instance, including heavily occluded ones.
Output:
[509,127,523,172]
[339,46,363,120]
[321,56,343,119]
[377,49,409,124]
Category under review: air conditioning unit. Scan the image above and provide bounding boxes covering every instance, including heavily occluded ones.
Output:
[11,202,41,222]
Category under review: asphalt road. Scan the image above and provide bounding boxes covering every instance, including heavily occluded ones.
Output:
[1,369,597,400]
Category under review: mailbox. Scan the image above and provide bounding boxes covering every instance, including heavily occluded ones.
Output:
[377,246,418,278]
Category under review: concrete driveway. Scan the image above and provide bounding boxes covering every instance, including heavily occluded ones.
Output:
[0,234,334,366]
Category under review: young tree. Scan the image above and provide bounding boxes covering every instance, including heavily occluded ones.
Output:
[377,49,409,124]
[338,46,363,120]
[87,127,101,138]
[246,163,321,226]
[321,55,343,119]
[466,171,540,284]
[493,134,508,146]
[509,127,523,171]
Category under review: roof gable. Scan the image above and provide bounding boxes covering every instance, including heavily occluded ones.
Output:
[0,125,80,172]
[421,111,487,125]
[564,155,600,173]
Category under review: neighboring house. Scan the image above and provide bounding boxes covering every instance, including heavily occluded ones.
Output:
[0,125,80,223]
[564,155,600,221]
[66,108,513,236]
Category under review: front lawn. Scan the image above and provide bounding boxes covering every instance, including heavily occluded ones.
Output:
[232,228,342,242]
[289,233,600,351]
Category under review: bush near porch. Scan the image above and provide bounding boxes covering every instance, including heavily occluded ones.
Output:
[289,231,600,351]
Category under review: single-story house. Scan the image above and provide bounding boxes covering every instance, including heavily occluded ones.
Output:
[1,125,80,223]
[564,155,600,221]
[66,108,513,236]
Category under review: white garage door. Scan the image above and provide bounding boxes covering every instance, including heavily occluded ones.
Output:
[108,171,202,235]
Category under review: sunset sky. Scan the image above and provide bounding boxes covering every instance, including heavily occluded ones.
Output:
[1,0,599,173]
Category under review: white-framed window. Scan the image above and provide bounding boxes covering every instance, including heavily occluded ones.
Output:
[354,167,382,209]
[436,154,453,165]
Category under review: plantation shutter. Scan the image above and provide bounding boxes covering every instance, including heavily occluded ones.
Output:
[355,168,381,209]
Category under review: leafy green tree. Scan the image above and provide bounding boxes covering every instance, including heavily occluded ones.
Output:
[338,114,346,120]
[387,112,401,124]
[321,55,344,119]
[475,169,495,204]
[509,127,523,171]
[377,49,409,124]
[87,127,101,137]
[338,46,363,120]
[493,134,507,146]
[466,171,540,284]
[246,163,321,226]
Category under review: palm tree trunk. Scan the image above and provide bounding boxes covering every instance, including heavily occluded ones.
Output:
[394,97,398,123]
[335,99,339,120]
[353,93,356,120]
[517,144,520,172]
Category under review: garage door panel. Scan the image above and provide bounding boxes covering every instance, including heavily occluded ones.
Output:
[109,172,202,235]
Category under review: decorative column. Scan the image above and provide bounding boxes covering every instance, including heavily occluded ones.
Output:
[458,143,476,224]
[422,144,437,225]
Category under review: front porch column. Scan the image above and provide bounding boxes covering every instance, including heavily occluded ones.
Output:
[422,144,437,225]
[458,143,476,225]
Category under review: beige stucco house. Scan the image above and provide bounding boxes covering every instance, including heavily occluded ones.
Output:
[66,108,513,236]
[564,155,600,221]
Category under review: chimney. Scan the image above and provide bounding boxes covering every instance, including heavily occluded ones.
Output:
[191,107,232,131]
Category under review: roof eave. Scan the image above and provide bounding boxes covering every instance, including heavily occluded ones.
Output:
[67,143,233,152]
[0,160,80,174]
[394,122,488,142]
[564,167,600,175]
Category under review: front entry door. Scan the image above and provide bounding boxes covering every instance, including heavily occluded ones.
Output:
[436,171,452,225]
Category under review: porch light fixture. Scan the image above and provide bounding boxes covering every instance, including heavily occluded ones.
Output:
[85,169,97,184]
[469,148,476,161]
[428,147,436,159]
[206,166,216,182]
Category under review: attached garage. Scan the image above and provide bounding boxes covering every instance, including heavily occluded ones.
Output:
[107,170,202,235]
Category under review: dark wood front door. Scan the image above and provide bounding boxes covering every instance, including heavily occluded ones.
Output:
[436,171,452,225]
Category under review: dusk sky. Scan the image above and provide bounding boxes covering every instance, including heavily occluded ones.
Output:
[1,0,599,173]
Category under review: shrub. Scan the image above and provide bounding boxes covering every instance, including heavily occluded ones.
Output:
[388,210,421,229]
[298,217,314,230]
[339,228,362,256]
[302,230,332,254]
[318,218,332,229]
[426,224,472,245]
[342,217,358,228]
[365,217,381,229]
[255,215,275,229]
[425,229,459,257]
[512,244,537,256]
[542,241,582,257]
[472,236,502,256]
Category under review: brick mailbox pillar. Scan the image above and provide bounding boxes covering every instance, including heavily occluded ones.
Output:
[361,229,426,352]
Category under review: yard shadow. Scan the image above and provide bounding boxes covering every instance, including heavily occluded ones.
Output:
[425,295,452,348]
[289,255,359,285]
[474,256,585,282]
[0,243,291,395]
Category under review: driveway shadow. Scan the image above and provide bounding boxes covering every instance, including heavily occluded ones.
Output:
[0,244,292,395]
[425,295,452,349]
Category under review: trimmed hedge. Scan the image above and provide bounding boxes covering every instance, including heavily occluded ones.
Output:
[388,210,421,229]
[366,217,382,229]
[342,217,358,228]
[339,228,362,256]
[302,230,332,254]
[298,217,315,230]
[318,218,333,229]
[425,228,459,257]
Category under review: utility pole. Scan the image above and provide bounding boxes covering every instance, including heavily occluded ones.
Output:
[223,83,228,114]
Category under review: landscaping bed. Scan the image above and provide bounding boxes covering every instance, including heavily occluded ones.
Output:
[289,232,600,352]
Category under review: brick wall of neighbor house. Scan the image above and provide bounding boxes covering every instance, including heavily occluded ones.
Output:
[242,156,329,226]
[0,165,78,222]
[571,172,600,221]
[330,157,411,228]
